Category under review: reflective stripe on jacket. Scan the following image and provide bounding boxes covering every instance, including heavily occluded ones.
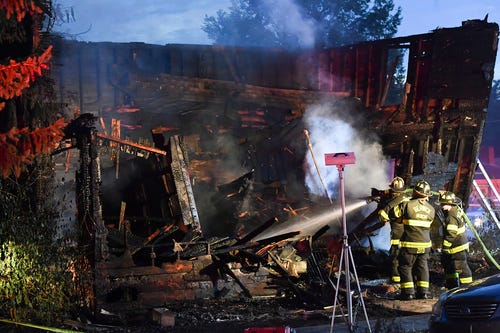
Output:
[378,195,409,241]
[392,197,435,249]
[442,206,469,254]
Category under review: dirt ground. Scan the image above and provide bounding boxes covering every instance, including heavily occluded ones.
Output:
[99,290,437,333]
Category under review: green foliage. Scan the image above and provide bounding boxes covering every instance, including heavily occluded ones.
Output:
[0,0,84,326]
[0,165,56,243]
[0,166,79,325]
[203,0,276,47]
[0,241,75,324]
[202,0,402,48]
[298,0,402,46]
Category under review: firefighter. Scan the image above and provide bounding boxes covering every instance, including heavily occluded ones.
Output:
[377,176,410,284]
[391,180,435,300]
[438,191,473,289]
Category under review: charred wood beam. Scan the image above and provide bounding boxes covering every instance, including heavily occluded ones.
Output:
[169,135,202,233]
[130,224,179,256]
[254,231,302,258]
[312,225,330,242]
[381,122,482,139]
[96,132,167,156]
[69,113,108,262]
[211,242,260,255]
[131,72,350,113]
[208,254,253,298]
[103,216,172,223]
[220,263,252,298]
[350,209,381,238]
[208,237,238,251]
[460,119,486,209]
[217,169,254,195]
[234,217,278,246]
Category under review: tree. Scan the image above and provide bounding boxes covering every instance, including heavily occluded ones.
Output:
[0,1,66,178]
[202,0,402,49]
[0,0,74,325]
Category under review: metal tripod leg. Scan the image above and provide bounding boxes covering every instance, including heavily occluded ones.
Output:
[329,239,372,333]
[325,156,371,332]
[347,244,371,332]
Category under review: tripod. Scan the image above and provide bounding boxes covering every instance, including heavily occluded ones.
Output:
[328,161,371,333]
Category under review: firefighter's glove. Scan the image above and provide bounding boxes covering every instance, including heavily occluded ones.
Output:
[371,188,381,197]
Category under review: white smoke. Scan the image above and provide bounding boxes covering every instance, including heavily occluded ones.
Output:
[303,102,391,201]
[303,102,393,251]
[262,0,316,48]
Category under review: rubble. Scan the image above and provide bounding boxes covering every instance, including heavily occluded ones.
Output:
[49,19,500,331]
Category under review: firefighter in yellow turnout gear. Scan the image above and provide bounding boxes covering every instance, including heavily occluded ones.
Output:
[377,176,410,284]
[390,180,435,300]
[438,191,473,289]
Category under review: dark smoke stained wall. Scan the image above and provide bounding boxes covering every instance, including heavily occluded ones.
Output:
[52,42,168,118]
[51,19,498,223]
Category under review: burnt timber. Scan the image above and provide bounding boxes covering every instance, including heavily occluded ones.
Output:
[52,19,498,316]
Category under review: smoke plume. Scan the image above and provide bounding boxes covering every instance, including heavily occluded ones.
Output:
[303,102,391,200]
[262,0,316,48]
[302,101,393,250]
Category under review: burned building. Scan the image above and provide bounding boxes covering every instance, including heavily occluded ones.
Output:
[51,19,498,316]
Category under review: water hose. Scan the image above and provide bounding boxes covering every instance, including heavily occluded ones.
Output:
[0,319,84,333]
[461,207,500,271]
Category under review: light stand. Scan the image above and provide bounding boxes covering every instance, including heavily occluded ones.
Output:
[325,152,371,333]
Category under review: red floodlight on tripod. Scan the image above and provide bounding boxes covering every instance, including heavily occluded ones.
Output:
[324,151,371,333]
[324,152,356,166]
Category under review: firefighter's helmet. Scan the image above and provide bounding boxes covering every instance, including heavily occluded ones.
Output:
[439,191,457,205]
[389,176,405,192]
[414,180,431,197]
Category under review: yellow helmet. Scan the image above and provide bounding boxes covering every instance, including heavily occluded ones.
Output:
[389,176,405,192]
[414,180,431,197]
[439,191,456,205]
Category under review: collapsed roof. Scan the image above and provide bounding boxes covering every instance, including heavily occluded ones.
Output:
[52,19,498,315]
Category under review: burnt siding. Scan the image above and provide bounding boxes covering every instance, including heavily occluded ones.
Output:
[52,21,498,209]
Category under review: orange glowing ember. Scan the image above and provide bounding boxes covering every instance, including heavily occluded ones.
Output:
[175,262,191,271]
[153,126,179,132]
[116,107,140,113]
[204,125,214,133]
[283,205,308,216]
[99,117,107,132]
[121,124,142,130]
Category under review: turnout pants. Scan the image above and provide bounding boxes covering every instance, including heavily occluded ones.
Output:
[441,251,473,289]
[389,244,400,283]
[398,247,430,296]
